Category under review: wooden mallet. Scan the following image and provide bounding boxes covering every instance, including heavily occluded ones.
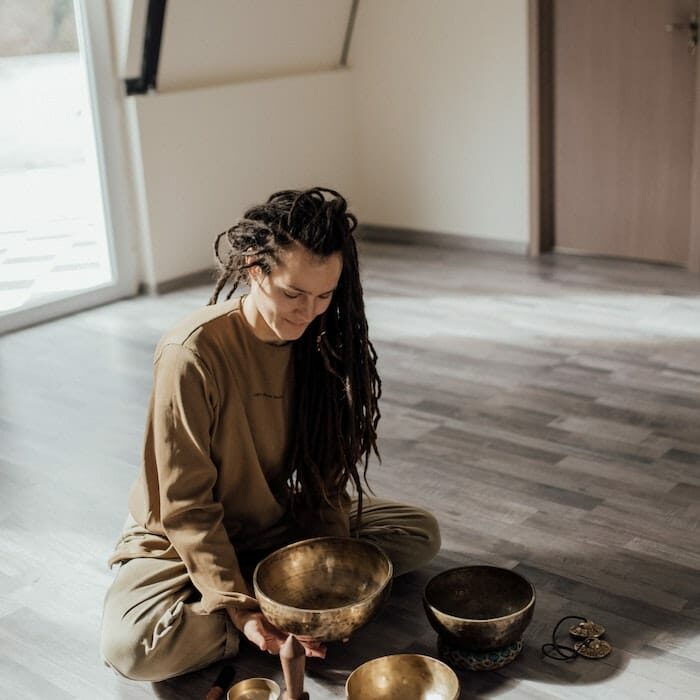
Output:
[280,634,309,700]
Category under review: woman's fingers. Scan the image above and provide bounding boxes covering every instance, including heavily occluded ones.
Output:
[242,615,328,658]
[297,639,327,659]
[304,645,327,659]
[243,615,286,654]
[261,636,282,654]
[243,623,267,650]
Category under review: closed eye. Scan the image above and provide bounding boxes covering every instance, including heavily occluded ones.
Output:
[283,290,333,300]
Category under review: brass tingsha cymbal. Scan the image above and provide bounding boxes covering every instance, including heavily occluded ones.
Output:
[569,620,605,639]
[541,615,613,661]
[575,638,613,659]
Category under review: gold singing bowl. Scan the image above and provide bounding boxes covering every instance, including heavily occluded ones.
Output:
[345,654,460,700]
[253,537,393,642]
[227,677,280,700]
[423,566,535,651]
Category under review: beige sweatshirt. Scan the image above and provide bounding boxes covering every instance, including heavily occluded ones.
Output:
[109,297,350,613]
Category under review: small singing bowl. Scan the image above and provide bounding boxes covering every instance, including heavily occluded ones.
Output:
[345,654,460,700]
[424,566,535,651]
[253,537,393,642]
[226,677,280,700]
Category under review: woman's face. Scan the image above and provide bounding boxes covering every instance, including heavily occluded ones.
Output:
[247,243,343,343]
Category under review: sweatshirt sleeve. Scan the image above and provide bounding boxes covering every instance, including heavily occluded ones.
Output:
[151,343,258,614]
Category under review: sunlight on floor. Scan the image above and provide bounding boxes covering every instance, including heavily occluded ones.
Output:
[0,53,112,314]
[367,293,700,344]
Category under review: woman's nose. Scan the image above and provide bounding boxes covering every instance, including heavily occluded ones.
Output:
[300,298,316,321]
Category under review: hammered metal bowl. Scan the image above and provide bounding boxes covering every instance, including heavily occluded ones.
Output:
[227,677,280,700]
[423,566,535,651]
[345,654,459,700]
[253,537,393,642]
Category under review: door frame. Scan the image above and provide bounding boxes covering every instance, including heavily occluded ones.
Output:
[528,0,700,272]
[0,0,140,335]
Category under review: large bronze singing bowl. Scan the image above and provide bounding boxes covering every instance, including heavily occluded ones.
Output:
[423,566,535,651]
[345,654,460,700]
[253,537,393,642]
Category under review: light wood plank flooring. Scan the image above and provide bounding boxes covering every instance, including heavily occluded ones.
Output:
[1,241,700,699]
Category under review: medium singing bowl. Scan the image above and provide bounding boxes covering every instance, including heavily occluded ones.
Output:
[253,537,393,642]
[423,566,535,651]
[346,654,460,700]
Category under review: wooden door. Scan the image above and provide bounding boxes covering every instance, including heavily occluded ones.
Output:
[553,0,697,264]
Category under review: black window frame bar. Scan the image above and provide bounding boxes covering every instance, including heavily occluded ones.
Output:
[340,0,360,66]
[125,0,168,95]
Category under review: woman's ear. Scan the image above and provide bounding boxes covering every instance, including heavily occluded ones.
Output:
[246,257,261,284]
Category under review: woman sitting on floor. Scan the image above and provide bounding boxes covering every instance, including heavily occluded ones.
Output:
[100,186,440,681]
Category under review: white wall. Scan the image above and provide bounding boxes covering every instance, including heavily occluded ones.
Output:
[111,0,356,288]
[115,0,530,287]
[130,70,357,286]
[349,0,529,245]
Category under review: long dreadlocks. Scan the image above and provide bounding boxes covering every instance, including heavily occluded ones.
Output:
[208,187,381,528]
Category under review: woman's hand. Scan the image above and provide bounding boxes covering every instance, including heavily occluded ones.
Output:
[228,609,327,658]
[293,634,327,659]
[230,609,285,654]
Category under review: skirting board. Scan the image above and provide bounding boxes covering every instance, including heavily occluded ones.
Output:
[356,224,529,256]
[140,269,217,296]
[144,226,528,295]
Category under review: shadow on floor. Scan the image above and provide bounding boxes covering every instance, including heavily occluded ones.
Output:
[146,539,699,699]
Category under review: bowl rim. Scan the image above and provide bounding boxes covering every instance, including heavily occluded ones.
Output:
[252,536,393,615]
[345,653,459,699]
[423,565,536,624]
[227,676,281,699]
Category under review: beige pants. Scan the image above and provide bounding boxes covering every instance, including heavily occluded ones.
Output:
[100,499,440,682]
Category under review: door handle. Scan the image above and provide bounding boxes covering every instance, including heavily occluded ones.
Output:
[665,13,699,54]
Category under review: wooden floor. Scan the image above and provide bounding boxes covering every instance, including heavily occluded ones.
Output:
[2,241,700,699]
